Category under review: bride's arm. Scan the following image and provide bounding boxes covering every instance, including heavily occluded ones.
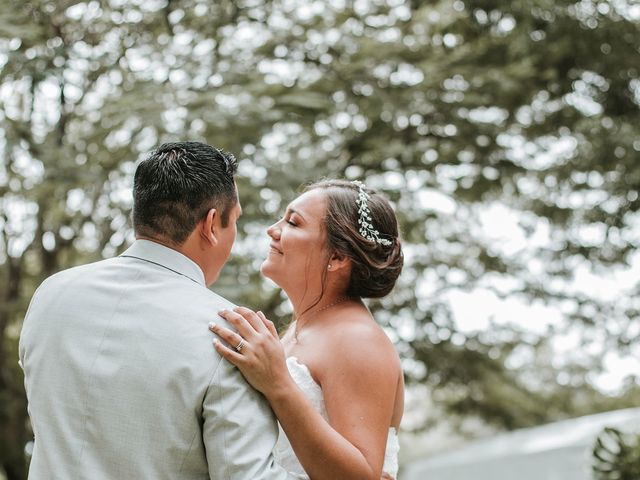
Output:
[211,307,399,480]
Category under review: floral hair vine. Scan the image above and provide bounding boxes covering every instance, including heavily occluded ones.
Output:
[352,180,393,246]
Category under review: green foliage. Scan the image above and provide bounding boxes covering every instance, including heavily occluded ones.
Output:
[592,427,640,480]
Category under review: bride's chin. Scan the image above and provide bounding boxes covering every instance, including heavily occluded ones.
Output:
[260,262,287,288]
[260,261,276,279]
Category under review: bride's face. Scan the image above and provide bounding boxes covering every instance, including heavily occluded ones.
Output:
[261,189,329,293]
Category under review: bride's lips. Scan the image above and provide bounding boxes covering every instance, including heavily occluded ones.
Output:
[269,244,283,255]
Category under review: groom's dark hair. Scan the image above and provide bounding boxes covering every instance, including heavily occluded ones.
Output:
[132,142,238,245]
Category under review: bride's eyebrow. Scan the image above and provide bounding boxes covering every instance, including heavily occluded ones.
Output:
[288,208,305,221]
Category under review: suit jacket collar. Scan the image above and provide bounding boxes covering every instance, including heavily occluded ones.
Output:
[121,239,206,286]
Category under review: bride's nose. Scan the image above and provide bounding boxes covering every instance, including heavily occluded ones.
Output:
[267,222,281,240]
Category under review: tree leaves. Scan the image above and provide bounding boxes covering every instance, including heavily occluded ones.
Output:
[592,427,640,480]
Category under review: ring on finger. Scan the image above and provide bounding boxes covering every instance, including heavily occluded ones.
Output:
[234,338,246,352]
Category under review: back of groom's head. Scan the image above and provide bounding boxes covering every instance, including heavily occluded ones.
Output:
[133,142,238,246]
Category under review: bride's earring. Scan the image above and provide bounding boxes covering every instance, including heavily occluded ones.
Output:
[327,264,332,270]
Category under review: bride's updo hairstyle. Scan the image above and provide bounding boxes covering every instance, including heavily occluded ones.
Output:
[305,179,403,299]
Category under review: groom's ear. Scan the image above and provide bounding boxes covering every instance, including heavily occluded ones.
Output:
[200,208,219,247]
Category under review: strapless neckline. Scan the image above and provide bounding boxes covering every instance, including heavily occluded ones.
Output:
[272,356,399,478]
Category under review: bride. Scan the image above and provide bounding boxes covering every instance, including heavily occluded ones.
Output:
[210,179,404,479]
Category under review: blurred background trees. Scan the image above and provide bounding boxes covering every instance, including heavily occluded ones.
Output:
[0,0,639,478]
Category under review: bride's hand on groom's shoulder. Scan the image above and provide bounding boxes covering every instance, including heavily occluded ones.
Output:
[209,307,292,396]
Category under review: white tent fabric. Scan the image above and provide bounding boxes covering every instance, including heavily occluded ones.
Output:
[403,408,640,480]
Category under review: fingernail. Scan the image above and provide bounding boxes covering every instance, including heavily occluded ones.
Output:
[208,322,216,330]
[218,310,226,315]
[213,338,220,346]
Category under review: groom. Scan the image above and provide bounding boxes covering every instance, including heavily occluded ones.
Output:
[19,142,294,479]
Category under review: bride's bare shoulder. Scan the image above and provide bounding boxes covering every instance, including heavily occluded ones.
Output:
[318,308,401,376]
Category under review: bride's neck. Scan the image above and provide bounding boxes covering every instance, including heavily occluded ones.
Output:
[288,289,345,320]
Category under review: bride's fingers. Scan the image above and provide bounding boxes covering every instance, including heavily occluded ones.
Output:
[257,311,278,338]
[233,306,268,334]
[208,323,246,351]
[217,309,255,339]
[212,337,244,366]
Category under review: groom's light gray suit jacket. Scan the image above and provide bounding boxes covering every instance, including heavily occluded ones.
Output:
[19,240,294,479]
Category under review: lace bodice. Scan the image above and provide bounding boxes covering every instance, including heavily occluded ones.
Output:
[273,357,400,478]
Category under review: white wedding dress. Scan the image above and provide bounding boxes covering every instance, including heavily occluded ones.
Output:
[273,356,400,479]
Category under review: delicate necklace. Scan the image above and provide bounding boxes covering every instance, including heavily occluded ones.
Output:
[293,296,349,342]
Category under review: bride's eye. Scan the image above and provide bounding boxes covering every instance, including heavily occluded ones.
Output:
[285,215,297,227]
[280,208,298,226]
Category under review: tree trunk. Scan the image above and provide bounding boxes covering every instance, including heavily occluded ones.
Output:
[0,257,28,480]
